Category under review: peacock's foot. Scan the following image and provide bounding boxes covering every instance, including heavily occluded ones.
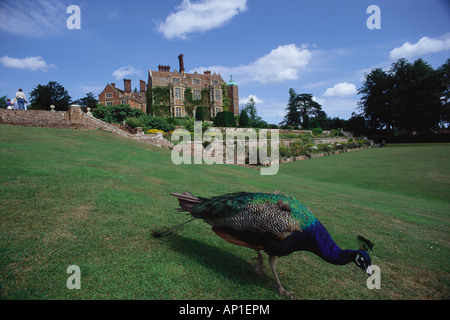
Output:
[273,284,295,299]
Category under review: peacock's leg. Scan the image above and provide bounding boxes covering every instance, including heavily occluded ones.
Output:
[268,255,294,299]
[252,250,264,275]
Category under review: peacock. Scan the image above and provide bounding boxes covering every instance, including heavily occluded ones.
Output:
[154,191,374,298]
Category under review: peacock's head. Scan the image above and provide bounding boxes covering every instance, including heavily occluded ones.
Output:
[355,250,372,276]
[355,235,374,276]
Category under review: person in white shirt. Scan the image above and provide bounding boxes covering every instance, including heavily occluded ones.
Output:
[15,89,27,110]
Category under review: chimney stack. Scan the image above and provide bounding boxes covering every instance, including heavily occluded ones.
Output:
[124,79,131,93]
[158,65,170,72]
[204,70,211,75]
[111,83,115,88]
[139,80,146,93]
[178,54,185,74]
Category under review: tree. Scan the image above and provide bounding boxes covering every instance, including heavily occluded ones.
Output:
[296,93,323,129]
[29,81,72,111]
[358,58,446,135]
[436,58,450,128]
[281,90,323,129]
[241,97,266,127]
[347,113,366,136]
[73,92,98,109]
[239,109,249,127]
[281,88,302,127]
[358,67,392,133]
[0,96,7,109]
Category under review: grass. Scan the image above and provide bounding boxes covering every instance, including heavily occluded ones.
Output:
[0,124,449,300]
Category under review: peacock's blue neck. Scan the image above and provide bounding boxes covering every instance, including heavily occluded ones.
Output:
[296,221,357,265]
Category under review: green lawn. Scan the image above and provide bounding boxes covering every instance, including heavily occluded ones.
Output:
[0,124,449,300]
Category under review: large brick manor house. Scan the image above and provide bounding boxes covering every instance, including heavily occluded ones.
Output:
[98,54,239,119]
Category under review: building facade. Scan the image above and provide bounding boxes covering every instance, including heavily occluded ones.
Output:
[226,75,239,115]
[148,54,239,118]
[99,54,239,118]
[98,79,147,113]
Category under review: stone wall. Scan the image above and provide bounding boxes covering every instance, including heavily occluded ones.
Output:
[0,107,174,149]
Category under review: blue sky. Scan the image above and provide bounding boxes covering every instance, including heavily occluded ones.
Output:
[0,0,449,124]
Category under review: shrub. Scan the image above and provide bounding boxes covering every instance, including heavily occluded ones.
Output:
[92,104,144,123]
[279,146,292,158]
[166,117,177,125]
[312,127,323,136]
[323,145,333,152]
[139,115,175,132]
[214,111,237,127]
[330,129,341,137]
[195,106,204,121]
[183,119,212,133]
[125,117,146,128]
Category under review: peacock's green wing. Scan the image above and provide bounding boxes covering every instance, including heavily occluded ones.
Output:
[192,192,318,238]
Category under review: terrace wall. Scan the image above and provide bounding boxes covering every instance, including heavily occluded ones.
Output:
[0,107,174,149]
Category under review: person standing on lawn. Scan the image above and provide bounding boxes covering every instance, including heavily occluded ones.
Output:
[15,89,27,110]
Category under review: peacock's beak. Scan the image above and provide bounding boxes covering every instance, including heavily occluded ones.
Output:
[366,265,373,276]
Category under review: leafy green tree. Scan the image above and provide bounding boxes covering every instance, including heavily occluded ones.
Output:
[0,96,7,109]
[359,58,446,134]
[296,93,323,129]
[358,67,392,133]
[436,58,450,128]
[241,96,266,127]
[281,90,323,129]
[29,81,72,111]
[239,109,249,127]
[347,113,366,136]
[73,92,98,109]
[281,88,302,127]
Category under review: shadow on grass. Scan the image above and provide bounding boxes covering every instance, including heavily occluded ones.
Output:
[155,232,274,292]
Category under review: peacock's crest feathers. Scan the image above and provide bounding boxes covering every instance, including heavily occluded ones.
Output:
[358,235,374,251]
[191,192,318,238]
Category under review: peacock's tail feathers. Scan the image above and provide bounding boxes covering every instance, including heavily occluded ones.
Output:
[170,192,202,213]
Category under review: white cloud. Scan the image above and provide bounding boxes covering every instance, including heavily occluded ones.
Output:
[190,44,313,84]
[0,55,56,71]
[323,82,357,97]
[0,0,66,37]
[239,94,264,106]
[112,66,142,80]
[389,35,450,60]
[158,0,247,40]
